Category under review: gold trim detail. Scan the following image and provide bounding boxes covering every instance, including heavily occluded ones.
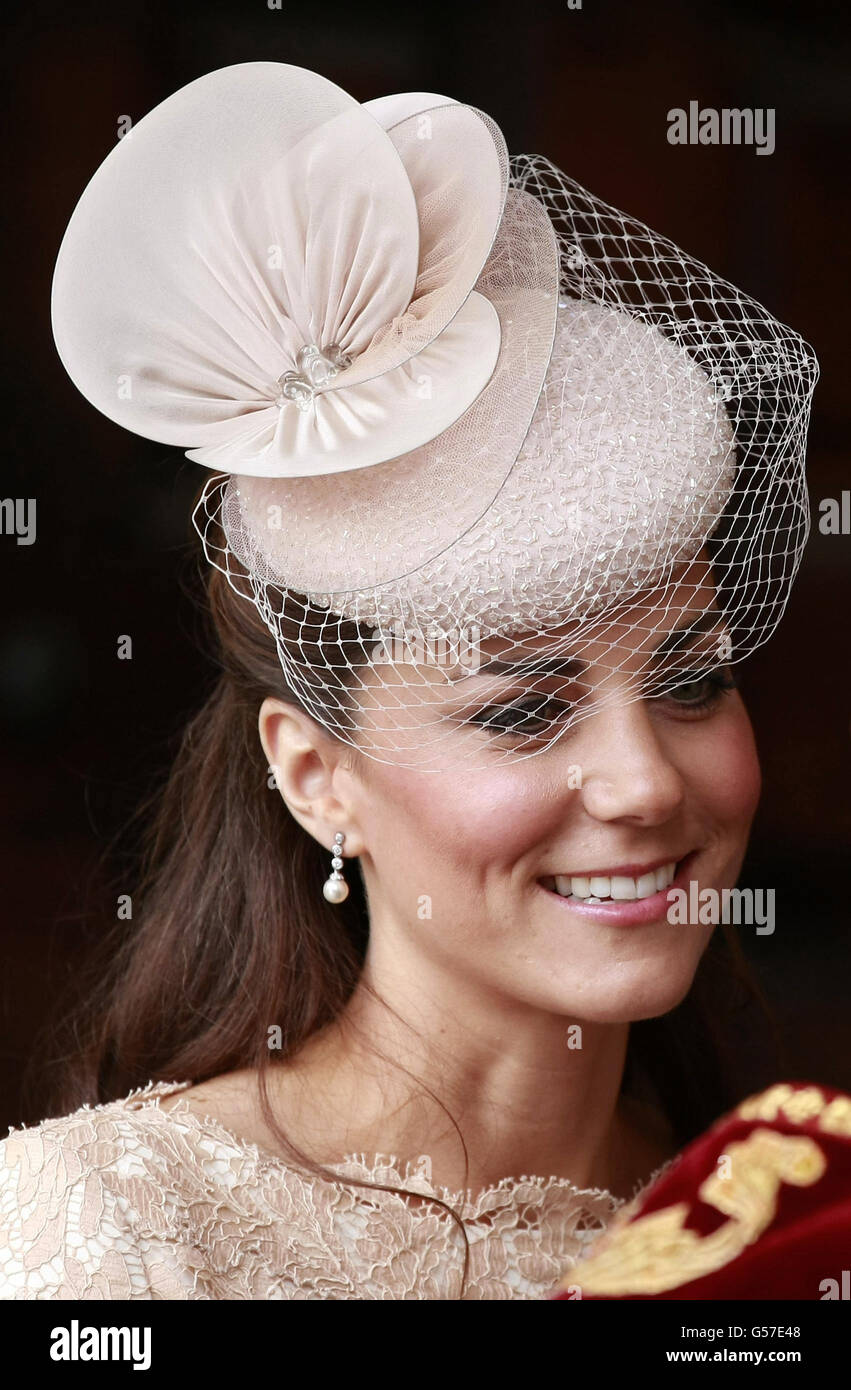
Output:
[559,1128,826,1297]
[736,1082,851,1136]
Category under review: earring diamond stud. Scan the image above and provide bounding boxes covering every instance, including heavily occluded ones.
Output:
[322,831,349,903]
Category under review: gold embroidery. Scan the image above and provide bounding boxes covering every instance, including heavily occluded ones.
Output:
[819,1096,851,1138]
[773,1087,826,1126]
[737,1083,797,1123]
[560,1129,826,1297]
[736,1082,851,1139]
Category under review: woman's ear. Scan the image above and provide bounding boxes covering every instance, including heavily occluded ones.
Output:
[258,697,366,856]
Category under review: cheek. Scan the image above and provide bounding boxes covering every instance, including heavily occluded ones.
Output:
[362,766,558,872]
[684,699,762,828]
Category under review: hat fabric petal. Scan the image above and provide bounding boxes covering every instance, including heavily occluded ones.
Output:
[51,61,818,770]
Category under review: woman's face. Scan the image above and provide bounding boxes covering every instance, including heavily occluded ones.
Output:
[334,560,761,1025]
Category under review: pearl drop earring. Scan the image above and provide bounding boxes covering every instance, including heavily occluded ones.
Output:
[322,831,349,903]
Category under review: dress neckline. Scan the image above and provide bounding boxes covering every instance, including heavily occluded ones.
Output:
[112,1077,673,1218]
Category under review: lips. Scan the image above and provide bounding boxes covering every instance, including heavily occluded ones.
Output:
[538,855,691,905]
[540,863,676,903]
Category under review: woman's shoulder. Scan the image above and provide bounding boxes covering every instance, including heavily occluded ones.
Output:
[0,1079,216,1299]
[0,1074,350,1301]
[0,1070,306,1193]
[0,1079,197,1178]
[155,1067,297,1154]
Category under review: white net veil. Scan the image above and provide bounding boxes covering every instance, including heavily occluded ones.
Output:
[193,154,818,774]
[49,64,819,775]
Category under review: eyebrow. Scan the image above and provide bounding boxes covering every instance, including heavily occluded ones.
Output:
[445,654,588,685]
[474,654,586,680]
[443,610,728,687]
[650,610,728,662]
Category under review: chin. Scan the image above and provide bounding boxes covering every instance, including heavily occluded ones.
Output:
[550,958,703,1025]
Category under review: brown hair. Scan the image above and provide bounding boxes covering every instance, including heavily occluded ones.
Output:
[34,493,782,1298]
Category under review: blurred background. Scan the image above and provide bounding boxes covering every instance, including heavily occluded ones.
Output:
[1,0,848,1129]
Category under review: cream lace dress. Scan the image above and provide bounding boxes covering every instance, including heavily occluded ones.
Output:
[0,1079,668,1300]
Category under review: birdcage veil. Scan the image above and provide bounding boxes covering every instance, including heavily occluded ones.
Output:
[51,63,819,773]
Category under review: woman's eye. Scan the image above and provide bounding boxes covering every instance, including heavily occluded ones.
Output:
[660,669,736,711]
[466,694,574,737]
[463,668,734,736]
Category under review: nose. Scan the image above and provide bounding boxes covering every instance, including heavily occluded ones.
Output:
[577,700,686,827]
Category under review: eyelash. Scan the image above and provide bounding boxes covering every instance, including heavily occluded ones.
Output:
[466,692,572,738]
[656,668,737,714]
[464,669,736,739]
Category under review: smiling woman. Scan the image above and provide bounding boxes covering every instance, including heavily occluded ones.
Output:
[0,549,762,1300]
[0,61,818,1300]
[250,561,760,1053]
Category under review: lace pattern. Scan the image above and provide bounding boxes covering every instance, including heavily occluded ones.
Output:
[0,1079,670,1300]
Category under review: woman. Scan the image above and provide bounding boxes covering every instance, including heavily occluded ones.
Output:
[0,63,818,1299]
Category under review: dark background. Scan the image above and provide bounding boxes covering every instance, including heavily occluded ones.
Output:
[1,0,848,1130]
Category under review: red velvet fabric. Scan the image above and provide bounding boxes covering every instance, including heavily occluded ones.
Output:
[551,1081,851,1300]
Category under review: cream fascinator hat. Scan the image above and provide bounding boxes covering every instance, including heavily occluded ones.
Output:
[52,63,818,771]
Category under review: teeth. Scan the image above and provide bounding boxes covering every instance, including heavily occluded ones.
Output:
[546,860,680,901]
[655,862,676,892]
[610,876,637,900]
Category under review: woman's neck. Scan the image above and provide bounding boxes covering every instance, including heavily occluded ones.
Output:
[259,982,673,1200]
